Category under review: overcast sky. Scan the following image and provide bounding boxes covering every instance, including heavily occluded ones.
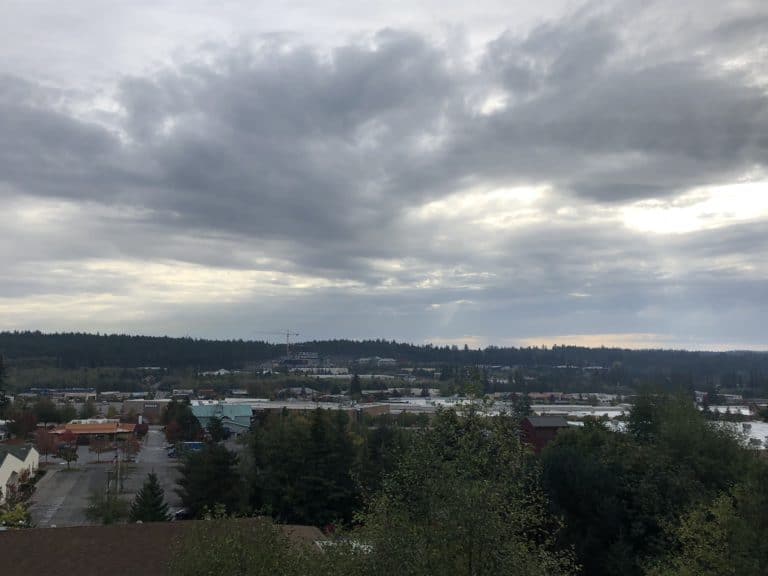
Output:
[1,1,767,350]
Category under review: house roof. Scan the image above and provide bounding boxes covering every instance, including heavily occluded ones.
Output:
[0,444,34,463]
[0,520,325,576]
[525,416,570,428]
[52,423,136,435]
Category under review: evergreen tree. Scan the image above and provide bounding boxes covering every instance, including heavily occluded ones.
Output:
[349,373,362,399]
[0,355,8,416]
[511,392,533,419]
[130,472,170,522]
[356,407,577,576]
[177,445,240,518]
[206,416,226,442]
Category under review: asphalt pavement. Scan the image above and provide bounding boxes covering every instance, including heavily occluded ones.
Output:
[29,426,180,527]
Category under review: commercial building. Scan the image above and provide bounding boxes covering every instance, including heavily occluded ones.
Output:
[52,420,137,445]
[190,402,253,434]
[123,398,173,423]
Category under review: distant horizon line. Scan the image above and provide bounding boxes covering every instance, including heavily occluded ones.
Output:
[1,329,766,355]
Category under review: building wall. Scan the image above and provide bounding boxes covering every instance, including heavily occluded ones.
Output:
[521,421,566,454]
[0,448,38,504]
[22,449,39,474]
[0,454,21,504]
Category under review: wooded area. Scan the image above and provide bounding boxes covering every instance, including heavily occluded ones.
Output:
[170,397,768,575]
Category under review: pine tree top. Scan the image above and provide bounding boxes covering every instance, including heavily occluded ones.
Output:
[130,472,170,523]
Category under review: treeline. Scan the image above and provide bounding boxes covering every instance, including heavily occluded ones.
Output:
[174,407,576,575]
[175,408,410,526]
[171,399,768,575]
[0,331,281,369]
[544,396,766,575]
[3,331,768,382]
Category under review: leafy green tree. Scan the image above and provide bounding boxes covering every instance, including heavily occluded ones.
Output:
[59,445,79,469]
[130,472,170,522]
[542,395,752,576]
[0,503,32,528]
[177,444,240,518]
[60,401,77,423]
[173,410,577,576]
[353,408,577,576]
[168,517,308,576]
[33,397,62,423]
[511,392,533,419]
[651,464,768,576]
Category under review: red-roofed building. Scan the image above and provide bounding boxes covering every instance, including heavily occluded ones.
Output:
[521,416,570,454]
[52,420,136,445]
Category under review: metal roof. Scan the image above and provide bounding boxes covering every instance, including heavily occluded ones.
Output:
[525,415,570,428]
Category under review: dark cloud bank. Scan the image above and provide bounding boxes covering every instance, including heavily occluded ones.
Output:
[1,6,767,349]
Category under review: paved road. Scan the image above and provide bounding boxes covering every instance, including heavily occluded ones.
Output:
[123,427,181,508]
[30,426,180,527]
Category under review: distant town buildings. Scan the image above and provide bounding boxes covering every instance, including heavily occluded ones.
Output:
[356,357,397,367]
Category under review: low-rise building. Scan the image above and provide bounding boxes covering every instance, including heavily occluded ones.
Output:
[123,398,173,423]
[190,402,253,434]
[521,416,570,454]
[0,445,39,504]
[52,420,136,445]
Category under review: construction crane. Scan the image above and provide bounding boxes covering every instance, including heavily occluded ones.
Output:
[254,330,300,358]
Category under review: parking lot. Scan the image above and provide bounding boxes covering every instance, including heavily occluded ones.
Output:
[29,426,181,527]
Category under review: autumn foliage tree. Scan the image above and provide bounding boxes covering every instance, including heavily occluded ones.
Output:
[89,438,111,463]
[165,420,182,443]
[35,428,56,462]
[121,437,141,462]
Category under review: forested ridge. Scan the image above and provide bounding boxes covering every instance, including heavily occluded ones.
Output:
[2,331,768,376]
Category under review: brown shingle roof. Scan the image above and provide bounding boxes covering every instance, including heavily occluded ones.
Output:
[0,520,324,576]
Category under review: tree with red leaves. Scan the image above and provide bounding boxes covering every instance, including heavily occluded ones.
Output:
[165,420,182,443]
[57,429,79,468]
[35,428,56,463]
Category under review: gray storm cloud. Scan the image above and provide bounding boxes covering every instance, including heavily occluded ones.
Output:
[1,2,767,349]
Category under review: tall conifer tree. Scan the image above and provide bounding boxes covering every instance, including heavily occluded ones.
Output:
[130,472,170,522]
